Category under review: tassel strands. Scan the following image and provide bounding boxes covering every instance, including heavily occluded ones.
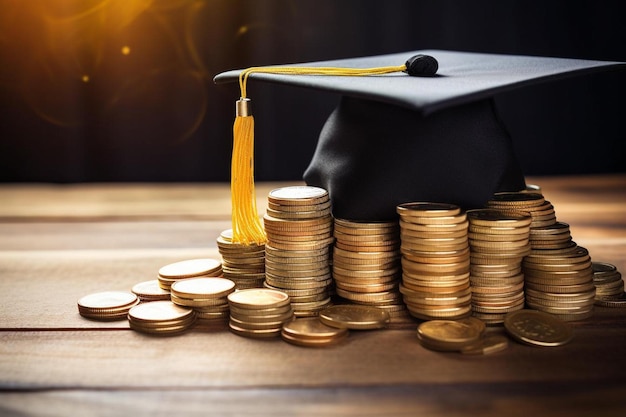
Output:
[231,98,266,245]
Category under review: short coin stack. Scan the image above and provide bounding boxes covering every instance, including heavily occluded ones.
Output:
[281,317,348,347]
[77,291,139,321]
[332,219,407,323]
[170,277,235,323]
[158,258,223,290]
[467,209,531,324]
[227,288,294,338]
[528,222,574,251]
[523,245,595,321]
[127,300,195,336]
[131,280,171,302]
[217,229,266,289]
[263,186,334,317]
[487,192,556,229]
[397,203,472,321]
[592,262,626,306]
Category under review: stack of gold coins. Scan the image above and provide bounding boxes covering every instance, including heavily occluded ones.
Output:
[467,209,531,324]
[170,277,235,323]
[592,262,625,305]
[528,222,574,250]
[281,317,349,347]
[523,245,595,321]
[217,229,265,289]
[131,280,171,302]
[332,219,408,323]
[397,203,472,321]
[487,192,556,229]
[127,300,195,335]
[77,291,139,321]
[227,288,294,338]
[263,186,334,317]
[157,258,223,290]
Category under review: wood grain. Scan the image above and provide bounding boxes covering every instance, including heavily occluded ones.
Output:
[0,176,625,416]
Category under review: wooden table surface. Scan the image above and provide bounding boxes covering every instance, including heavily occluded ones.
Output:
[1,175,625,416]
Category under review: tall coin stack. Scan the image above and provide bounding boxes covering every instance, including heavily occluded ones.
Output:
[488,191,595,321]
[331,219,408,323]
[217,229,266,289]
[467,209,531,324]
[397,203,472,321]
[262,186,334,317]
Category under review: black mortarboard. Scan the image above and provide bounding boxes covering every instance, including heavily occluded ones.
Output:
[214,50,624,235]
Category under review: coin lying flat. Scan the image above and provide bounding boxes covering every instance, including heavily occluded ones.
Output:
[318,304,390,330]
[417,319,482,351]
[503,309,573,347]
[77,291,139,320]
[281,318,348,347]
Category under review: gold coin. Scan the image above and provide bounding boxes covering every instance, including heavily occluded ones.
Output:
[396,202,461,217]
[78,291,138,311]
[128,300,194,323]
[170,277,235,300]
[265,244,330,257]
[229,303,293,318]
[227,288,290,309]
[131,280,171,301]
[466,209,532,227]
[461,334,509,355]
[400,213,467,226]
[400,219,469,232]
[268,185,328,204]
[158,258,222,279]
[281,331,348,347]
[595,292,626,307]
[281,317,348,339]
[503,309,573,346]
[318,304,390,329]
[267,237,335,251]
[489,192,545,205]
[229,315,292,330]
[468,224,531,236]
[416,318,482,351]
[228,322,283,338]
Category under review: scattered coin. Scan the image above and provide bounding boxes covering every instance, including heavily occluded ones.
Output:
[77,291,139,321]
[503,309,573,347]
[318,304,390,330]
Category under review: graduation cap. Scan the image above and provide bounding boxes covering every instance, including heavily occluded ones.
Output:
[214,50,624,244]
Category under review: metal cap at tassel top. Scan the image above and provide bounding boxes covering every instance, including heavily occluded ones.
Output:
[236,98,251,117]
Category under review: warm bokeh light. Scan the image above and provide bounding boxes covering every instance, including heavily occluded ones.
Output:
[0,0,213,141]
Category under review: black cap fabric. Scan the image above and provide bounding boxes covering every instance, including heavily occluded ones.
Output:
[214,50,624,220]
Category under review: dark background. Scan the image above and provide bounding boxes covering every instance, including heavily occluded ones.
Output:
[1,0,625,183]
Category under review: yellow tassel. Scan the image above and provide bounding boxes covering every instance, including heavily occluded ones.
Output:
[230,63,408,245]
[231,98,266,245]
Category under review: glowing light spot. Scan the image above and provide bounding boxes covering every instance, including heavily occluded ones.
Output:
[121,45,131,55]
[237,25,249,36]
[82,75,90,83]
